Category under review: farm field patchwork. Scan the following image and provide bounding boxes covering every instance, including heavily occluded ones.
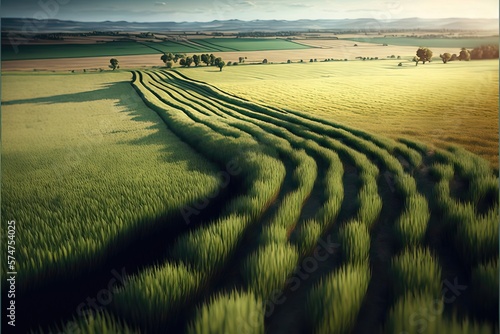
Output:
[2,61,498,333]
[1,38,311,61]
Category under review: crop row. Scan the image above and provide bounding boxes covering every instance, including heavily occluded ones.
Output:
[106,71,288,331]
[155,70,347,234]
[429,159,498,267]
[386,291,494,334]
[144,70,380,333]
[160,71,387,231]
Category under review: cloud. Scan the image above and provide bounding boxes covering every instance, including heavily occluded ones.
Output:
[346,9,382,13]
[235,1,256,7]
[288,3,315,8]
[155,2,167,5]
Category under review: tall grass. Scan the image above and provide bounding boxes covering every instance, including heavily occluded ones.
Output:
[307,263,370,334]
[113,262,203,330]
[386,292,494,334]
[455,207,499,266]
[398,137,429,154]
[2,72,228,290]
[294,219,322,257]
[429,159,499,267]
[260,223,289,245]
[394,194,430,247]
[434,145,498,205]
[390,247,442,298]
[187,291,264,334]
[339,221,370,265]
[471,260,499,316]
[356,174,383,230]
[242,243,299,300]
[40,311,139,334]
[171,214,250,274]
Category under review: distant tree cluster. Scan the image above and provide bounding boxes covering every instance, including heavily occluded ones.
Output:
[355,56,379,61]
[237,31,298,37]
[470,45,499,60]
[161,53,226,71]
[437,45,498,64]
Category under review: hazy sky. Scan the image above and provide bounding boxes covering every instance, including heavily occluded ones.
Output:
[1,0,498,22]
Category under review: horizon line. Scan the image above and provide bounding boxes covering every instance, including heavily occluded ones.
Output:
[1,16,499,25]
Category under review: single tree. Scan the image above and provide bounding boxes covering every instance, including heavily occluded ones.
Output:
[214,57,222,67]
[262,58,268,64]
[450,54,458,61]
[440,53,451,63]
[416,47,433,64]
[218,60,225,71]
[458,48,470,61]
[109,58,119,70]
[179,58,186,66]
[239,56,245,63]
[193,54,201,67]
[209,54,216,66]
[165,61,173,69]
[287,59,292,63]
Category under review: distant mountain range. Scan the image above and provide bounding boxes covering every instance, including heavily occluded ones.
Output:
[2,17,498,33]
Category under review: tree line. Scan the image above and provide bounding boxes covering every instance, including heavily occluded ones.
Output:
[160,53,226,71]
[413,45,499,65]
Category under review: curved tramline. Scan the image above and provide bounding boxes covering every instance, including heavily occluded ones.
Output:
[38,68,498,334]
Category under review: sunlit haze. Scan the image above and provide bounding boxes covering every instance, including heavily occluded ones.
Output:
[1,0,499,22]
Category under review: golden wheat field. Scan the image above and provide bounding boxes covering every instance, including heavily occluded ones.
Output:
[184,59,499,169]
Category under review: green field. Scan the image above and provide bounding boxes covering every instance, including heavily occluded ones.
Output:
[342,36,499,48]
[1,72,221,291]
[2,60,498,333]
[1,38,310,60]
